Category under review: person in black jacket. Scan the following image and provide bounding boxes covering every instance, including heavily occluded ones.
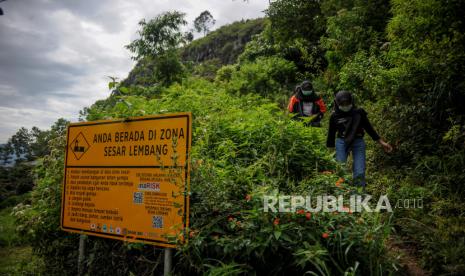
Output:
[327,90,392,188]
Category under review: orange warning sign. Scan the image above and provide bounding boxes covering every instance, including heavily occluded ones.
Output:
[61,113,191,248]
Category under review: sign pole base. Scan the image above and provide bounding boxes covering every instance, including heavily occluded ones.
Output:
[164,248,173,276]
[78,234,86,276]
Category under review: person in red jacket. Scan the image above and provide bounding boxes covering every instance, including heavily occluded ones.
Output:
[288,80,327,127]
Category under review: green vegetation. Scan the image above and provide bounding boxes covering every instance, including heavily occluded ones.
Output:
[0,246,43,275]
[0,205,43,275]
[315,1,465,273]
[3,0,464,274]
[15,79,399,275]
[0,119,68,201]
[0,207,22,246]
[0,165,34,202]
[0,119,68,274]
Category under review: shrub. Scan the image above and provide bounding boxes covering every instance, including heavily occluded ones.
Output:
[225,56,297,98]
[16,78,397,275]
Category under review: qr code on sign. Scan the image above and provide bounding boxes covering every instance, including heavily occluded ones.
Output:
[152,216,163,229]
[133,192,143,204]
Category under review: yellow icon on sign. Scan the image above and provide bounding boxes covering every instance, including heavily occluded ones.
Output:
[70,132,90,160]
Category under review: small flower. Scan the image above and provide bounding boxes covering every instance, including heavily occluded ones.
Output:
[305,212,312,220]
[322,232,330,239]
[296,209,305,215]
[341,206,350,212]
[228,216,234,222]
[335,177,344,187]
[189,231,195,238]
[273,218,280,226]
[245,194,252,201]
[236,221,241,227]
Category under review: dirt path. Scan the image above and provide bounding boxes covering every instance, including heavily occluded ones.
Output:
[386,237,431,276]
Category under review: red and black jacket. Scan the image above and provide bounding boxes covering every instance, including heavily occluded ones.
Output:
[287,92,327,125]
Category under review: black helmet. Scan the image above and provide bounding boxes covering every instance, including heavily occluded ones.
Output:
[301,80,313,91]
[335,90,352,106]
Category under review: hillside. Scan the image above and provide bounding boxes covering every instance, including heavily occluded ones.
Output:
[181,18,265,64]
[122,18,265,87]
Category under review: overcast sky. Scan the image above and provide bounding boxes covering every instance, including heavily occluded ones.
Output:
[0,0,268,143]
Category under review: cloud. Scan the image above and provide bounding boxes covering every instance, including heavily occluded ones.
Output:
[0,0,268,143]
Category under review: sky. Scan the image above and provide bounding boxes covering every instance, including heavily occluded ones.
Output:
[0,0,269,143]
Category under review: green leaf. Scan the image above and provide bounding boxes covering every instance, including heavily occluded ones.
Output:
[119,87,129,94]
[274,230,282,240]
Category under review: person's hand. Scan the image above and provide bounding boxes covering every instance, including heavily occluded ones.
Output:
[378,139,393,153]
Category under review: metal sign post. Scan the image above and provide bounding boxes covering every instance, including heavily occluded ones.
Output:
[78,234,86,276]
[164,247,173,276]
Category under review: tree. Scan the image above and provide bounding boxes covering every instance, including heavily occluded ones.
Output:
[49,118,69,138]
[30,126,50,158]
[194,10,216,37]
[29,118,69,158]
[2,119,70,165]
[264,0,327,76]
[125,11,188,61]
[184,30,194,43]
[319,0,391,92]
[125,11,188,86]
[153,49,185,85]
[266,0,324,44]
[0,143,13,165]
[8,127,33,161]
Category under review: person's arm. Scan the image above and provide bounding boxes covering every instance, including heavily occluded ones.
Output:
[360,109,380,141]
[287,96,298,113]
[377,138,393,152]
[326,114,336,147]
[360,109,393,152]
[315,98,327,114]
